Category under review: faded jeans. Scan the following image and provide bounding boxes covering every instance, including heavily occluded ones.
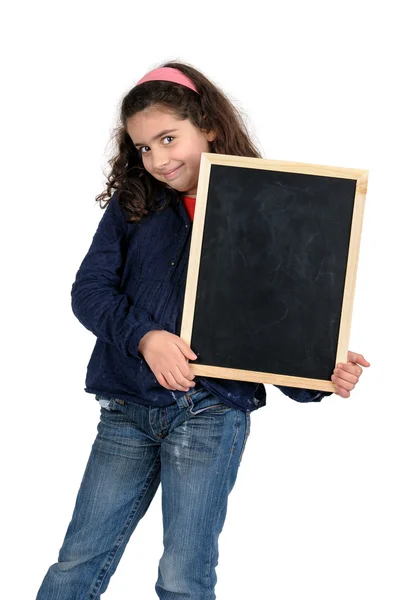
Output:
[36,386,251,599]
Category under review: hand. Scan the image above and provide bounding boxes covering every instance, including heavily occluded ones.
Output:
[138,330,197,392]
[331,351,370,398]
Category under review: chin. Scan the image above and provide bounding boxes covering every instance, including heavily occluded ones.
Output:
[163,182,184,194]
[171,183,188,193]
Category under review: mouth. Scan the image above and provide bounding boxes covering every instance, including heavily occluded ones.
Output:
[162,165,182,179]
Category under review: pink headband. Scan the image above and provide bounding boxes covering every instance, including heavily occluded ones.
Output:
[136,67,199,94]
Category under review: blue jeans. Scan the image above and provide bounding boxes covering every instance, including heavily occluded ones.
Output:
[36,386,251,599]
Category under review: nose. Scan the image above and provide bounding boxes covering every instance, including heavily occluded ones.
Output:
[151,147,170,171]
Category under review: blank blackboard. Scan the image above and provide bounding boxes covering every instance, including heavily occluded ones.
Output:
[181,154,368,392]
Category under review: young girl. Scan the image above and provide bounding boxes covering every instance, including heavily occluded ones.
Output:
[36,61,370,600]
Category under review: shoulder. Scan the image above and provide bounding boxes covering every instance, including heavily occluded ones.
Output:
[107,191,128,227]
[113,187,178,225]
[91,192,128,244]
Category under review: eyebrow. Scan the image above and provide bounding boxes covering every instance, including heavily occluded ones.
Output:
[134,128,179,147]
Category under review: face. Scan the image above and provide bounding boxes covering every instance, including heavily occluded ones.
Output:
[126,106,215,197]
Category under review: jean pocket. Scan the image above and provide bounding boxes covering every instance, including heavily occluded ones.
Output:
[188,395,234,416]
[95,395,125,413]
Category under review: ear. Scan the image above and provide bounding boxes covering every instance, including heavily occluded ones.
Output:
[206,129,216,143]
[201,114,216,142]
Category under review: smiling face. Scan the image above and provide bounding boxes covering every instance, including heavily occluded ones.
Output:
[126,106,216,197]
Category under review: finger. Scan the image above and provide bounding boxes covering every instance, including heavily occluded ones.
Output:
[157,372,174,391]
[166,371,191,392]
[334,366,360,383]
[172,337,198,360]
[336,362,362,378]
[334,384,350,398]
[176,360,196,381]
[176,365,196,388]
[171,366,196,390]
[331,374,355,392]
[170,346,198,377]
[347,351,371,367]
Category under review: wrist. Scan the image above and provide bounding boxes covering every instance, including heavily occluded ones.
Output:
[138,330,158,354]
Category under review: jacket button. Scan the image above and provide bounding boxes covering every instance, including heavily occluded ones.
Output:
[171,262,175,266]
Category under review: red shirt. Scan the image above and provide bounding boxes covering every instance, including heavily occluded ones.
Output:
[183,195,196,221]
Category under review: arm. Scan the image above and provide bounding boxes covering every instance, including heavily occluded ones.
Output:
[274,385,332,403]
[275,351,370,401]
[71,192,164,359]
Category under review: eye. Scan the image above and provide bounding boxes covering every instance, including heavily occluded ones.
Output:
[137,136,174,155]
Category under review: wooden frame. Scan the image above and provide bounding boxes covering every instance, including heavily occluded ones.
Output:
[181,153,368,393]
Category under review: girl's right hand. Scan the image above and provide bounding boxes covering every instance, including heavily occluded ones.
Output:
[138,330,197,392]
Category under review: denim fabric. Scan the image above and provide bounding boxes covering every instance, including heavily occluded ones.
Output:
[36,386,251,600]
[70,190,330,411]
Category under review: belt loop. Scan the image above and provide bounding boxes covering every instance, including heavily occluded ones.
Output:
[174,392,191,409]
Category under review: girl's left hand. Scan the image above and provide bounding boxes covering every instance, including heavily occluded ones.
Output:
[331,351,371,398]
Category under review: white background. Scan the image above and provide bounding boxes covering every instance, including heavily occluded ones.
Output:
[2,1,397,598]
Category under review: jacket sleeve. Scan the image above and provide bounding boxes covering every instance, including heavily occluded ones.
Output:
[274,385,333,402]
[71,192,164,359]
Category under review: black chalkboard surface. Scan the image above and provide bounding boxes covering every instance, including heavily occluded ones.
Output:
[181,154,368,392]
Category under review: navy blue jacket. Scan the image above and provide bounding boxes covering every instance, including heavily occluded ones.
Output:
[71,190,332,412]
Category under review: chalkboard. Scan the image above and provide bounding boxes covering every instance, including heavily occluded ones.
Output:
[180,154,368,392]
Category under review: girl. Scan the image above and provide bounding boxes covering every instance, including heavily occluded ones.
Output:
[36,61,370,600]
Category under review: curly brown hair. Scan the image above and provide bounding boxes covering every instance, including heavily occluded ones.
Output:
[96,60,263,222]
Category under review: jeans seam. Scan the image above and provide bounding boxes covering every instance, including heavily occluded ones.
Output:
[88,449,161,599]
[204,409,241,590]
[237,413,250,466]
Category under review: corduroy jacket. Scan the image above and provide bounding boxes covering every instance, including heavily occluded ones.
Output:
[71,190,332,413]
